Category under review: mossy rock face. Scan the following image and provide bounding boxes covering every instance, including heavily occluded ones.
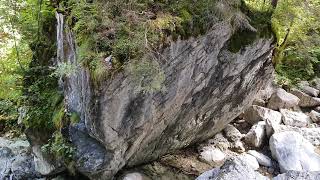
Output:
[228,29,257,53]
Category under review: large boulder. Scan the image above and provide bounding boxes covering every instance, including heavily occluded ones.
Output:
[280,109,311,127]
[243,105,282,125]
[290,89,320,107]
[56,6,275,178]
[196,157,267,180]
[270,131,320,173]
[267,88,300,110]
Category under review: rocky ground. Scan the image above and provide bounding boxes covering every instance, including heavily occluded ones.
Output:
[2,79,320,180]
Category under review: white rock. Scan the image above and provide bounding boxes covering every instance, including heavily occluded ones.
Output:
[243,105,282,125]
[267,88,300,110]
[237,153,259,170]
[123,172,148,180]
[223,124,243,142]
[310,110,320,123]
[199,146,226,166]
[290,89,320,107]
[233,140,245,153]
[270,131,320,173]
[245,121,266,147]
[274,125,320,146]
[280,109,311,127]
[247,150,272,167]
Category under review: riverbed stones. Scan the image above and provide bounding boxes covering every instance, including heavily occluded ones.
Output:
[270,131,320,173]
[267,88,300,110]
[196,157,267,180]
[280,109,310,127]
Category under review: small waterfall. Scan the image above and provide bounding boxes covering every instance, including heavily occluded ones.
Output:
[55,12,92,127]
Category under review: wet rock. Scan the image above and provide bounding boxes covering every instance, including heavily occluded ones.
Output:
[290,89,320,107]
[199,146,226,166]
[310,110,320,123]
[243,105,282,125]
[280,109,311,127]
[223,124,243,142]
[245,121,266,148]
[247,150,272,167]
[270,131,320,173]
[298,81,319,97]
[196,157,267,180]
[267,88,300,110]
[273,171,320,180]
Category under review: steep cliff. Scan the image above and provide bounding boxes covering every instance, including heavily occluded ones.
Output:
[53,1,274,179]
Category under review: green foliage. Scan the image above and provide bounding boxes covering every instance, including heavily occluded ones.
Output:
[52,62,78,78]
[41,132,76,174]
[69,111,80,125]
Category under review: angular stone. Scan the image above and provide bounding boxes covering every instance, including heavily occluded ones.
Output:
[310,110,320,123]
[243,105,282,125]
[223,124,243,142]
[267,88,300,110]
[247,150,272,167]
[273,171,320,180]
[280,109,310,127]
[196,157,267,180]
[291,89,320,107]
[245,121,266,148]
[270,131,320,173]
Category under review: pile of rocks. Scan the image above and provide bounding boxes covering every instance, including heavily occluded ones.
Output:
[196,80,320,180]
